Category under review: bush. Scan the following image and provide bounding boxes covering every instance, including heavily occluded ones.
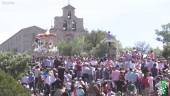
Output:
[0,52,31,79]
[0,69,30,96]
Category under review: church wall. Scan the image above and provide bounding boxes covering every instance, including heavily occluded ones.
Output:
[75,18,84,32]
[54,16,64,31]
[0,26,45,53]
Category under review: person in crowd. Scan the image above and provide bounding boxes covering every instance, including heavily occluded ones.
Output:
[82,63,90,83]
[58,64,65,83]
[148,72,154,94]
[141,73,150,96]
[103,67,110,80]
[127,81,137,95]
[125,68,138,84]
[76,85,85,96]
[42,57,53,68]
[95,66,103,80]
[75,61,82,79]
[86,81,98,96]
[151,63,158,77]
[21,74,29,88]
[111,67,120,91]
[54,57,62,68]
[116,75,126,94]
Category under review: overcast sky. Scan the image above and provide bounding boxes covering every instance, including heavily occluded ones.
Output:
[0,0,170,48]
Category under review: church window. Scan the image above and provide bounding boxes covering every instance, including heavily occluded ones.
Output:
[68,11,71,19]
[72,20,76,31]
[63,20,67,31]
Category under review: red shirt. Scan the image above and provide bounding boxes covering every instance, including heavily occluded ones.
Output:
[76,64,82,71]
[142,77,149,88]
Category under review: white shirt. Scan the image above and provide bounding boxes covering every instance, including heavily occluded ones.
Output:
[90,60,97,66]
[34,69,41,78]
[82,66,90,74]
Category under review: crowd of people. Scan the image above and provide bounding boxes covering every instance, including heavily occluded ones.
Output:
[20,48,170,96]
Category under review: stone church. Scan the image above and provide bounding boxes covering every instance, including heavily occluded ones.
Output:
[0,4,85,53]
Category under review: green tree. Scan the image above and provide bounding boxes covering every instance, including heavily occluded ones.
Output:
[57,40,73,56]
[71,35,85,55]
[156,23,170,58]
[90,43,108,57]
[0,69,30,96]
[152,47,162,56]
[57,30,122,57]
[57,35,85,56]
[84,30,106,51]
[156,23,170,44]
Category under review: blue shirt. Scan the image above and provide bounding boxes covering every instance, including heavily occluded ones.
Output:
[125,71,138,83]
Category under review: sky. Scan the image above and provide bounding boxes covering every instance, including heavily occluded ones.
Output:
[0,0,170,48]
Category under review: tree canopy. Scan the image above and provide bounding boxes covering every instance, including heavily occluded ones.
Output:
[57,30,122,57]
[0,52,31,79]
[156,23,170,59]
[156,23,170,44]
